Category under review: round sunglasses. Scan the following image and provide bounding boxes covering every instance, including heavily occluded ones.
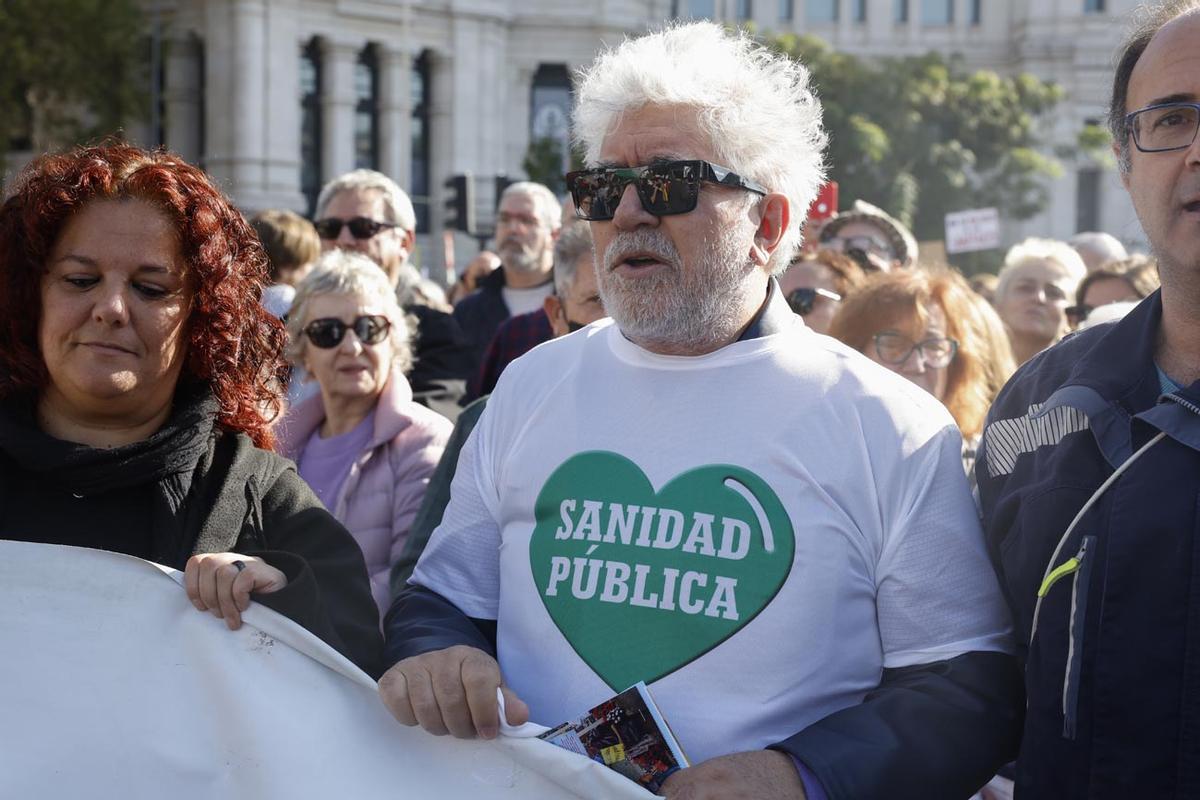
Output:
[313,216,397,241]
[303,315,391,349]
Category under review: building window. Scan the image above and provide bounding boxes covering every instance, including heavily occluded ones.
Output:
[736,0,753,20]
[530,64,573,195]
[780,0,794,21]
[894,0,909,23]
[411,50,431,233]
[300,38,323,216]
[921,0,953,25]
[1084,0,1105,11]
[354,44,379,170]
[853,0,867,22]
[807,0,839,24]
[970,0,982,24]
[673,0,716,17]
[1076,168,1101,232]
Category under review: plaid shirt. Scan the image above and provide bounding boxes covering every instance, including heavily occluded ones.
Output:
[466,308,553,402]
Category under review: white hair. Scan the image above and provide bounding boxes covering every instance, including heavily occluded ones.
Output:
[315,169,416,233]
[1069,231,1128,270]
[997,238,1089,300]
[553,222,594,296]
[286,249,413,374]
[500,181,563,232]
[572,21,827,273]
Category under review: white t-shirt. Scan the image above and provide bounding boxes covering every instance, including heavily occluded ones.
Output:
[412,317,1012,764]
[501,282,553,317]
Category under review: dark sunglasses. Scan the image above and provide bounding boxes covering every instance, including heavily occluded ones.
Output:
[1065,304,1093,326]
[786,287,842,316]
[565,159,768,221]
[313,216,397,241]
[303,315,391,349]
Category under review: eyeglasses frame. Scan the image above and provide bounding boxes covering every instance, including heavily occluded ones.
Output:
[1124,101,1200,153]
[871,332,959,368]
[302,315,393,349]
[564,159,769,221]
[313,216,398,241]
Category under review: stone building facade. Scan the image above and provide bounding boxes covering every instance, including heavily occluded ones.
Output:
[7,0,1147,272]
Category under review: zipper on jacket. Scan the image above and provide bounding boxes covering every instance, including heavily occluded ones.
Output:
[1061,535,1096,740]
[1164,392,1200,417]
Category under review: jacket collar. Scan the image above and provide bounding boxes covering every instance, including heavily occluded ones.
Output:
[276,371,415,460]
[1037,291,1200,464]
[737,278,793,341]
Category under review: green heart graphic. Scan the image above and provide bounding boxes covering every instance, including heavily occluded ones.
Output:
[530,451,795,691]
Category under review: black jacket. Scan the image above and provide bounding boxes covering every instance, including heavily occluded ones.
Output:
[0,386,383,677]
[451,267,513,379]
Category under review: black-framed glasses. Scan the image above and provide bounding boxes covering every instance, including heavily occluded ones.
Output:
[1066,304,1093,326]
[303,315,391,349]
[1125,101,1200,153]
[313,216,397,241]
[565,159,768,221]
[873,332,958,369]
[786,287,842,316]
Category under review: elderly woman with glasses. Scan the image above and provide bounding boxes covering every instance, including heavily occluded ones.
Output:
[277,251,452,615]
[830,268,1016,477]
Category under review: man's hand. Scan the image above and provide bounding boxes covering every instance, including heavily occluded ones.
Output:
[184,553,288,631]
[658,750,807,800]
[378,645,529,739]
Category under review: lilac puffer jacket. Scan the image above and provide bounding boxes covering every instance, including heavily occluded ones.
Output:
[277,374,452,615]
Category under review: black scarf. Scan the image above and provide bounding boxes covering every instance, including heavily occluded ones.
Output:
[0,383,223,566]
[0,382,219,495]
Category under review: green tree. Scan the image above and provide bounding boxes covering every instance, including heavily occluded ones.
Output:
[0,0,148,161]
[765,34,1067,244]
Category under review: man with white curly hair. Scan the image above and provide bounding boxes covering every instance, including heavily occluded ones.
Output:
[381,22,1019,799]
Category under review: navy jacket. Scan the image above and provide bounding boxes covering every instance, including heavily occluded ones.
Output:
[977,291,1200,798]
[452,267,514,381]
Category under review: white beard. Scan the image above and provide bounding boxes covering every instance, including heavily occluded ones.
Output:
[596,226,759,353]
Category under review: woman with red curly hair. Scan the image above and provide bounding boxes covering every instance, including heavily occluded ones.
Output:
[0,144,382,676]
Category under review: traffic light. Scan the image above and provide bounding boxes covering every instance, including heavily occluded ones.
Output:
[444,173,475,234]
[494,174,515,208]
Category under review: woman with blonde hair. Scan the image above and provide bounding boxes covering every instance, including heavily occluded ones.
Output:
[830,267,1016,475]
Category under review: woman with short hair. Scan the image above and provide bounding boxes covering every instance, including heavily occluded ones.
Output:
[278,251,452,615]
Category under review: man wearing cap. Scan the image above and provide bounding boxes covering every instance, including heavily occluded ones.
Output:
[818,200,919,272]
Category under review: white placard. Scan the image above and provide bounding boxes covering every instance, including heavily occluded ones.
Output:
[944,208,1001,254]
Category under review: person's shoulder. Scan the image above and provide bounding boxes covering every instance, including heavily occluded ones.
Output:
[992,324,1114,416]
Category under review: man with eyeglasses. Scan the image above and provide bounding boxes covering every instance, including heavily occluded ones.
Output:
[381,22,1018,800]
[976,3,1200,796]
[315,170,475,420]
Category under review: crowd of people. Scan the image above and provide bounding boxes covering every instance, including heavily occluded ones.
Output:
[2,1,1200,797]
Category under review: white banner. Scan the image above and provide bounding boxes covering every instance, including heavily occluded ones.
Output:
[944,207,1001,254]
[0,541,651,800]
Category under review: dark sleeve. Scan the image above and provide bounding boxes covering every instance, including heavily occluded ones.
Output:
[770,651,1023,800]
[382,584,498,669]
[246,468,385,679]
[388,397,488,598]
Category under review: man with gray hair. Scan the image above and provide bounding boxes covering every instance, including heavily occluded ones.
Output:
[452,181,562,376]
[467,222,603,400]
[1068,230,1129,272]
[315,169,475,419]
[977,2,1200,795]
[382,22,1018,798]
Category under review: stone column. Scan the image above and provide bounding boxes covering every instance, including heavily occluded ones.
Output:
[203,0,267,201]
[163,32,203,165]
[321,39,359,184]
[378,45,414,189]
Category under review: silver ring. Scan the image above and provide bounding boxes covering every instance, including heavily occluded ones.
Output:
[232,560,247,573]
